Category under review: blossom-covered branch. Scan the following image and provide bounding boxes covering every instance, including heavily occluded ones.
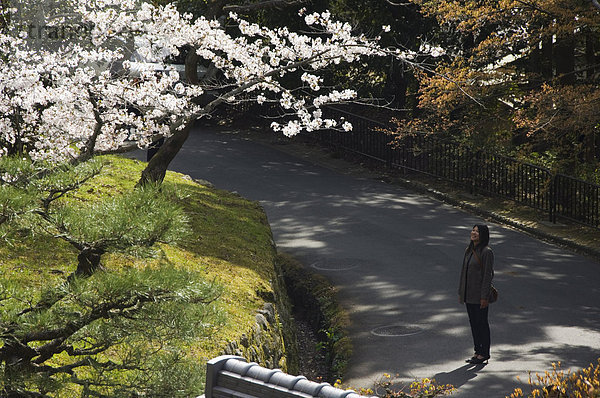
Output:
[1,0,422,166]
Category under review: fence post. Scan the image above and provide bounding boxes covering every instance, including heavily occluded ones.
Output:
[385,134,393,169]
[474,150,482,195]
[549,174,557,224]
[467,148,479,195]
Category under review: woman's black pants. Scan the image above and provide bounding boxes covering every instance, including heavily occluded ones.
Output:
[466,303,490,357]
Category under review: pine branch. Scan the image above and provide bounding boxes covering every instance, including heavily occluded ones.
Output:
[33,356,142,376]
[22,293,158,343]
[40,165,102,211]
[34,211,85,252]
[65,343,110,357]
[32,358,93,375]
[15,288,181,367]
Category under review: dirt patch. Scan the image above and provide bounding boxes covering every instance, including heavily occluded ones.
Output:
[277,253,352,383]
[294,312,329,382]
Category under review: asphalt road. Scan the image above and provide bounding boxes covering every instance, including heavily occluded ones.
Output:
[136,126,600,397]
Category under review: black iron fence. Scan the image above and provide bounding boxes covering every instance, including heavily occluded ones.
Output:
[309,107,600,229]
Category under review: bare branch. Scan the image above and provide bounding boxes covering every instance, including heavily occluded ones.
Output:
[385,0,413,6]
[223,0,308,12]
[197,49,333,118]
[592,0,600,10]
[378,48,486,108]
[513,0,558,17]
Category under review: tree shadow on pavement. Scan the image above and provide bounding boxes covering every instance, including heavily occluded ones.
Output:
[156,127,600,397]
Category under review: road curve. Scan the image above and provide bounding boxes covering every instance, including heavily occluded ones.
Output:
[138,127,600,397]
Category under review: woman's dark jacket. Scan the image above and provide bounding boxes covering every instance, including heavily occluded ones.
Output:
[458,245,494,304]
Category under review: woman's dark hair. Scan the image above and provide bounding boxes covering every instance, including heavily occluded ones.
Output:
[473,224,490,247]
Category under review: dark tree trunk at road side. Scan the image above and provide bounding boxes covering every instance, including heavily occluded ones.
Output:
[138,121,193,185]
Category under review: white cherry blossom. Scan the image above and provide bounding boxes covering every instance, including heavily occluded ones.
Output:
[1,0,413,163]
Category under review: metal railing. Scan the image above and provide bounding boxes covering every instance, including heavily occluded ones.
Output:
[224,102,600,229]
[309,106,600,229]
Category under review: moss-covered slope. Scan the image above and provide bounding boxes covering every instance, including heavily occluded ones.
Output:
[0,155,295,395]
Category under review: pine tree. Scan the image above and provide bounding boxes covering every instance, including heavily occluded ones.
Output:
[1,156,222,397]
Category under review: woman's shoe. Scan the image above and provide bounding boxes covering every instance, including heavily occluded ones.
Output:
[465,355,478,363]
[468,355,490,364]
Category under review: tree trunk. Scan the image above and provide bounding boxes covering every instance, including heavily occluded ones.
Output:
[185,50,200,85]
[1,339,38,396]
[75,248,105,277]
[383,58,408,109]
[138,120,193,186]
[541,35,553,80]
[554,36,575,84]
[583,131,597,164]
[529,40,540,75]
[184,0,226,85]
[585,34,597,81]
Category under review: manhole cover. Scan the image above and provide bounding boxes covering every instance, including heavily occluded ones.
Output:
[310,260,360,271]
[371,324,424,337]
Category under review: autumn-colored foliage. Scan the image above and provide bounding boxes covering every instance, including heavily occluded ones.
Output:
[400,0,600,178]
[508,360,600,398]
[340,374,455,397]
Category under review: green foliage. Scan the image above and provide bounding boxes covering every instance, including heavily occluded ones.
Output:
[0,155,222,396]
[38,159,103,189]
[1,155,190,278]
[0,156,103,238]
[0,156,43,229]
[1,155,283,396]
[316,326,347,378]
[0,156,102,193]
[0,266,224,397]
[51,184,190,255]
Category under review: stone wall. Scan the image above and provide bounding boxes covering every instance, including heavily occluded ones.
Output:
[222,242,299,375]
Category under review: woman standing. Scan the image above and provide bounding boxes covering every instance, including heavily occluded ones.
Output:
[458,224,494,364]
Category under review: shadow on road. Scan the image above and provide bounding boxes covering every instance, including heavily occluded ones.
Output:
[432,363,487,390]
[155,127,600,398]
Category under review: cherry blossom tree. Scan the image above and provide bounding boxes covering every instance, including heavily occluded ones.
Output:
[1,0,417,184]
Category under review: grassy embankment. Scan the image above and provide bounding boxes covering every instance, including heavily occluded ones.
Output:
[0,155,283,393]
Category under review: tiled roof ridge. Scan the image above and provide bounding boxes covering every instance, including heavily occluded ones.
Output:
[202,355,375,398]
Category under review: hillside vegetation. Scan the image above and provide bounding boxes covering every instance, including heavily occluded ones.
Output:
[0,155,283,397]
